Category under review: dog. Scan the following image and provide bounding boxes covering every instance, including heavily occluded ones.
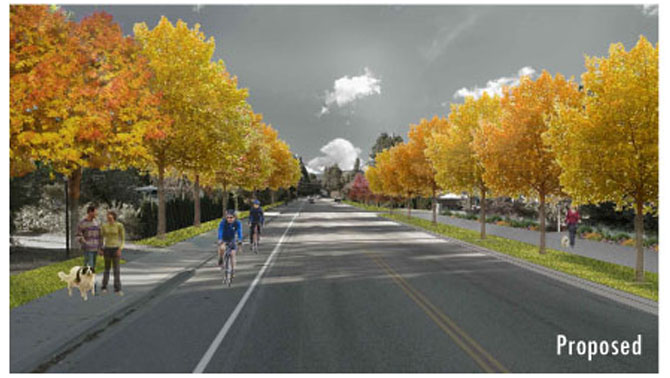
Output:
[561,235,570,248]
[58,265,96,301]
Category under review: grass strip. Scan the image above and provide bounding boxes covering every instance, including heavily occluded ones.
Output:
[10,256,126,309]
[134,201,285,248]
[346,201,658,301]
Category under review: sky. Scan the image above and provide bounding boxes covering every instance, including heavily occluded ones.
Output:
[62,4,658,174]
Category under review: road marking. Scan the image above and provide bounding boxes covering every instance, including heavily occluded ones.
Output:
[367,251,509,373]
[193,205,302,373]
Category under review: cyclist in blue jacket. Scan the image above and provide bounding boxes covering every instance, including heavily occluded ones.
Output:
[249,199,264,247]
[218,210,243,277]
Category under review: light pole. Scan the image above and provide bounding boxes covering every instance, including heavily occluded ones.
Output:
[64,175,70,258]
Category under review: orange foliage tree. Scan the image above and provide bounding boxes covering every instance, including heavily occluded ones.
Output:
[10,6,167,244]
[473,71,581,254]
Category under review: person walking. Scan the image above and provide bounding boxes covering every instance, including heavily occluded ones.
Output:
[76,205,103,293]
[101,210,125,296]
[565,204,581,248]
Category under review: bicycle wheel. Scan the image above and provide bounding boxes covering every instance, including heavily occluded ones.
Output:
[222,254,229,285]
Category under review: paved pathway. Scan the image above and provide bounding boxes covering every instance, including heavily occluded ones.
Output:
[391,209,658,273]
[10,208,286,373]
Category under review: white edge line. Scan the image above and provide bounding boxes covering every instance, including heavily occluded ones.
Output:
[193,205,302,373]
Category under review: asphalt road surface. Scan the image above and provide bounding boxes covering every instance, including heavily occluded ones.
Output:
[47,199,658,373]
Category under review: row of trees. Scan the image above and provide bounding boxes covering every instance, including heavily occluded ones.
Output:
[10,5,302,243]
[366,36,657,281]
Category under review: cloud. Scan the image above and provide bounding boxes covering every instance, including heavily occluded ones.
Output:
[639,5,658,17]
[192,4,204,13]
[319,68,381,116]
[306,138,362,173]
[452,66,537,100]
[421,14,478,63]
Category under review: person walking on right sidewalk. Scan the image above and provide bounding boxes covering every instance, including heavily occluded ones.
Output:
[565,205,581,248]
[101,210,125,296]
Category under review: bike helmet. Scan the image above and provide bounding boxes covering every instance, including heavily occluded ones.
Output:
[226,209,236,217]
[252,199,261,205]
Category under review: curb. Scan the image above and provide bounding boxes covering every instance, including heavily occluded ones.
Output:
[347,205,658,316]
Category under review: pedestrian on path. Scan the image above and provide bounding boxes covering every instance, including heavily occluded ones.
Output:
[565,205,581,248]
[101,210,125,296]
[76,205,103,271]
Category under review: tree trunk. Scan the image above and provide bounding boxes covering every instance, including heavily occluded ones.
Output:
[407,196,412,217]
[222,186,229,217]
[539,191,546,254]
[157,163,166,239]
[431,188,437,225]
[68,167,82,251]
[480,186,487,239]
[234,190,239,212]
[193,174,201,227]
[270,190,276,204]
[634,199,645,282]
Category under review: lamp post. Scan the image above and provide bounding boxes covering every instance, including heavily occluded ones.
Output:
[64,175,70,258]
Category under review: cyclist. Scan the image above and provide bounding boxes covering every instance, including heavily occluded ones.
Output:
[218,209,243,278]
[249,199,265,249]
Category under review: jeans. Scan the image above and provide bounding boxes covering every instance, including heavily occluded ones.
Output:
[102,248,121,291]
[568,223,577,247]
[83,250,98,270]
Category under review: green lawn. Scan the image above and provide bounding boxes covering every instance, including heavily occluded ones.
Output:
[346,201,658,301]
[10,256,125,309]
[134,201,285,248]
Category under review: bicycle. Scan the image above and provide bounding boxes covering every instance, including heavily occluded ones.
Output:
[250,223,261,254]
[222,250,233,287]
[219,241,237,287]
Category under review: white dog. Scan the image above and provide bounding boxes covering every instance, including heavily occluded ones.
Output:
[561,235,570,247]
[58,265,96,301]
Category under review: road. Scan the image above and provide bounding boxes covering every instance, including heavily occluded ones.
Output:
[47,199,658,373]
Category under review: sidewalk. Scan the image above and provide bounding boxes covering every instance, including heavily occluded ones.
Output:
[10,208,286,373]
[389,209,657,274]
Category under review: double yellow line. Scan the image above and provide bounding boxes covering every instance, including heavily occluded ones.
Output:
[367,252,509,373]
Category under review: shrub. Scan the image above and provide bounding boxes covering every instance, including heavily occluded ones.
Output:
[577,225,593,234]
[496,220,510,227]
[487,215,503,223]
[612,232,631,242]
[583,232,603,241]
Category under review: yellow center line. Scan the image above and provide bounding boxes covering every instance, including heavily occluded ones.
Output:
[366,251,509,373]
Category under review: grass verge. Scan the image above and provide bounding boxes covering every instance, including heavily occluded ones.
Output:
[346,201,658,301]
[10,256,126,309]
[134,201,285,248]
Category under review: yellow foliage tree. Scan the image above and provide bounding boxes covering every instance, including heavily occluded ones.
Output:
[426,93,501,238]
[267,137,301,203]
[366,147,403,212]
[407,116,447,224]
[134,17,247,235]
[545,36,658,280]
[473,70,581,254]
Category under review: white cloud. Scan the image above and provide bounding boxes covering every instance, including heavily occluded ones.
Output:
[421,14,478,63]
[639,5,658,17]
[306,138,362,173]
[319,68,381,116]
[193,4,204,13]
[452,66,537,100]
